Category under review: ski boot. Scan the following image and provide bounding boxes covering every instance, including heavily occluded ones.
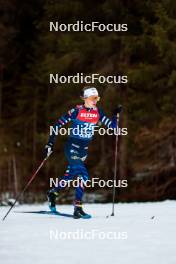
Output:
[47,191,58,213]
[73,201,91,219]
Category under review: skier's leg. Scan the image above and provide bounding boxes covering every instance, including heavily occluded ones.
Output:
[47,140,82,211]
[74,164,89,202]
[73,163,91,219]
[47,164,75,211]
[49,162,89,201]
[49,165,73,192]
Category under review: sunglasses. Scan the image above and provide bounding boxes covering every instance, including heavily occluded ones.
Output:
[87,96,100,101]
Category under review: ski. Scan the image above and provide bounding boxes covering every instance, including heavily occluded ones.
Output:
[15,210,92,219]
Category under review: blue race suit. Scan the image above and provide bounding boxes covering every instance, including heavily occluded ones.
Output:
[48,104,118,203]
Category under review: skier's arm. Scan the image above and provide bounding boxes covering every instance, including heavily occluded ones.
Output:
[44,108,78,157]
[48,108,78,144]
[48,113,70,145]
[98,109,117,129]
[98,106,123,129]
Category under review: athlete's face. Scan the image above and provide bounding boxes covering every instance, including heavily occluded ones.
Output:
[84,96,100,108]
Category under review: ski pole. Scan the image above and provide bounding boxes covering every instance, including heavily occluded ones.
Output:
[111,105,123,216]
[2,152,52,221]
[111,113,120,216]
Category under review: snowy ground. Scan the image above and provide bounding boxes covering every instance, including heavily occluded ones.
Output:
[0,200,176,264]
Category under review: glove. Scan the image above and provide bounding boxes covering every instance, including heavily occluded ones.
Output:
[44,142,53,158]
[113,105,123,115]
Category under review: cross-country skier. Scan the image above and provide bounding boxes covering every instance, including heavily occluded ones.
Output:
[44,86,122,218]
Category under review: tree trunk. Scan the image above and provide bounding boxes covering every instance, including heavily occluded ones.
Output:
[12,154,18,196]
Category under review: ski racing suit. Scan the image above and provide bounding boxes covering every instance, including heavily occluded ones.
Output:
[47,104,118,204]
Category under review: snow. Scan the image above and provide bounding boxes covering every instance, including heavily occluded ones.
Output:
[0,201,176,264]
